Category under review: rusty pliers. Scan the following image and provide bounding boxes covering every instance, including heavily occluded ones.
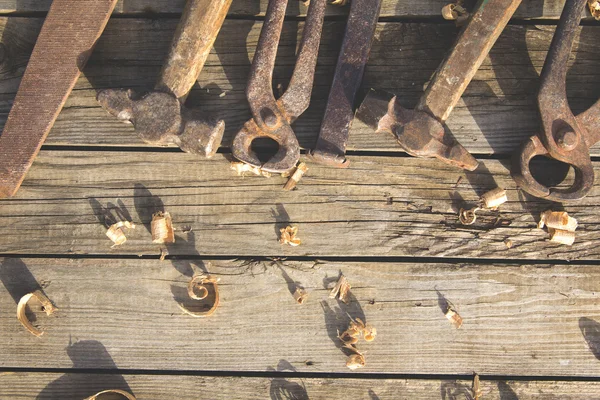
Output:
[231,0,326,173]
[513,0,600,201]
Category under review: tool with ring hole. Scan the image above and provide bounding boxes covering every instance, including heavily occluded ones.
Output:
[97,0,232,158]
[355,0,522,171]
[512,0,600,202]
[231,0,327,173]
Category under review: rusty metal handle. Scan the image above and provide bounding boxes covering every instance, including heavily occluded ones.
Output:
[155,0,233,101]
[418,0,522,122]
[279,0,327,119]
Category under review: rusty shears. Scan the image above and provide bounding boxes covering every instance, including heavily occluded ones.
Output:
[232,0,327,173]
[513,0,600,201]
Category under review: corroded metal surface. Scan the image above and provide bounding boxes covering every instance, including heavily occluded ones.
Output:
[231,0,327,173]
[98,0,232,156]
[0,0,118,198]
[308,0,383,168]
[356,0,522,171]
[513,0,598,201]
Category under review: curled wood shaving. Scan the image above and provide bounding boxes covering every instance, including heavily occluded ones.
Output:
[230,161,272,177]
[548,228,576,246]
[539,210,577,245]
[346,352,366,370]
[441,2,469,25]
[293,287,308,304]
[159,248,168,261]
[473,373,482,400]
[504,239,513,249]
[280,226,301,246]
[480,187,507,209]
[459,207,479,225]
[178,275,220,317]
[589,0,600,20]
[151,211,175,244]
[106,221,135,247]
[84,390,137,400]
[329,274,351,303]
[339,317,375,370]
[284,162,308,191]
[445,305,463,329]
[17,290,57,337]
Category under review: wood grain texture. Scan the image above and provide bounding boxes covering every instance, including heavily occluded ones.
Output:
[1,151,599,259]
[2,373,600,400]
[0,0,588,19]
[0,18,598,154]
[2,257,600,375]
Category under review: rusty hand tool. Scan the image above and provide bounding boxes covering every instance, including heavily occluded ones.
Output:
[97,0,232,157]
[513,0,600,202]
[0,0,118,198]
[307,0,383,168]
[231,0,327,173]
[356,0,522,171]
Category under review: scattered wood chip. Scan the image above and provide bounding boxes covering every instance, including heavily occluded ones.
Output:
[293,287,309,304]
[472,373,482,400]
[280,226,301,246]
[339,317,376,370]
[504,239,513,249]
[589,0,600,20]
[346,351,366,370]
[178,275,220,317]
[106,221,135,247]
[84,390,137,400]
[230,161,272,177]
[284,162,308,191]
[459,207,479,225]
[539,210,577,245]
[480,187,507,209]
[17,290,57,337]
[151,211,175,244]
[329,274,351,303]
[445,304,463,329]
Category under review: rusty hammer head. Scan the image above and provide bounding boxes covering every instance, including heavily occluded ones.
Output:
[97,88,224,157]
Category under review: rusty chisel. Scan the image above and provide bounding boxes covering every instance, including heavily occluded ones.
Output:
[0,0,118,198]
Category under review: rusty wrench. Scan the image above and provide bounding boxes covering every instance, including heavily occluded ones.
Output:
[0,0,118,198]
[513,0,600,201]
[356,0,522,171]
[98,0,232,157]
[231,0,327,173]
[307,0,383,168]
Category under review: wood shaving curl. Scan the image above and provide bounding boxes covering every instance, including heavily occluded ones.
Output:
[538,210,577,246]
[17,290,57,337]
[284,162,308,191]
[473,373,482,400]
[329,274,351,303]
[178,275,220,317]
[230,161,272,177]
[293,287,308,304]
[280,226,301,246]
[445,305,463,329]
[84,390,137,400]
[106,221,135,247]
[151,211,174,244]
[441,2,469,25]
[339,317,376,370]
[458,187,507,225]
[589,0,600,20]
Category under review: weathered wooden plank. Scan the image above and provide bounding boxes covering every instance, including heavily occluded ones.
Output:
[0,18,598,155]
[0,151,598,259]
[2,257,600,376]
[2,373,600,400]
[0,0,587,19]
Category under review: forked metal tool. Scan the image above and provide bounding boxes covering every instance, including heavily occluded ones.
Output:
[232,0,327,173]
[356,0,522,171]
[0,0,118,198]
[98,0,232,157]
[513,0,600,201]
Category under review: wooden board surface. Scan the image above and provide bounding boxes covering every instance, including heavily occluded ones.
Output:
[0,151,597,259]
[2,257,600,376]
[0,18,598,155]
[2,373,600,400]
[0,0,591,19]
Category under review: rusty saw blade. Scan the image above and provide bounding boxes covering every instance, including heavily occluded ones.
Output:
[0,0,118,198]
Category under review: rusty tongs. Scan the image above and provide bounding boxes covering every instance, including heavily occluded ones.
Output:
[513,0,600,201]
[232,0,326,173]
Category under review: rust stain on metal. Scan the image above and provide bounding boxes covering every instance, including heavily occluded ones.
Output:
[356,0,522,171]
[232,0,326,173]
[513,0,598,201]
[0,0,118,198]
[308,0,383,168]
[97,0,232,157]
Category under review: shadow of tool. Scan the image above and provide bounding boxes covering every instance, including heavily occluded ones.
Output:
[368,389,381,399]
[579,317,600,360]
[440,380,474,400]
[268,359,309,400]
[272,203,291,241]
[498,381,519,400]
[89,198,133,229]
[36,340,133,400]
